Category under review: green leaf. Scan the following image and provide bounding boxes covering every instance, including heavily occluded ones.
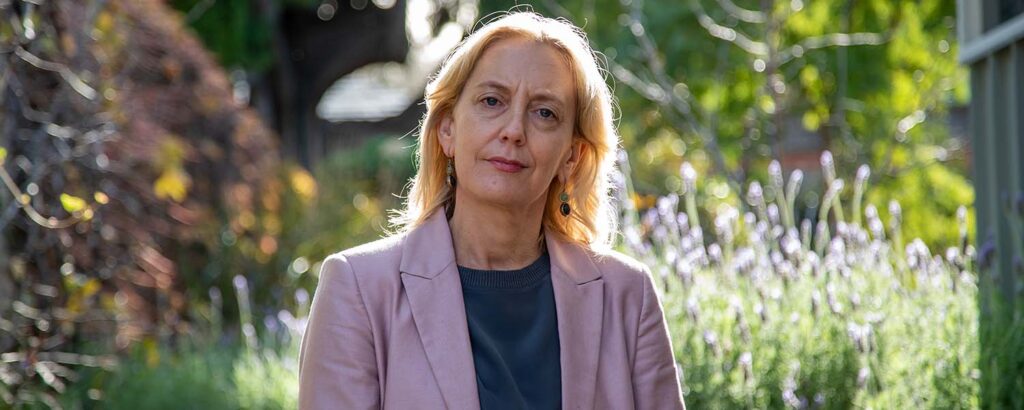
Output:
[60,193,87,213]
[803,111,821,131]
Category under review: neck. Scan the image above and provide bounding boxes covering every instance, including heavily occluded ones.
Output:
[448,195,547,271]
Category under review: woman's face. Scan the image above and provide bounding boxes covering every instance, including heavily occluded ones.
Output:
[439,37,582,213]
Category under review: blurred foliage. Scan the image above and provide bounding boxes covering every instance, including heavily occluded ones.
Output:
[616,153,979,408]
[0,0,417,405]
[866,146,975,256]
[64,342,299,409]
[167,0,466,73]
[0,0,1004,407]
[0,0,296,405]
[167,0,319,73]
[40,137,412,407]
[479,0,970,250]
[57,290,304,410]
[979,289,1024,410]
[976,208,1024,409]
[289,136,416,262]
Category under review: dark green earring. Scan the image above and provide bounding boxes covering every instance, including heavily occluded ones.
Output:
[446,158,456,187]
[559,191,571,217]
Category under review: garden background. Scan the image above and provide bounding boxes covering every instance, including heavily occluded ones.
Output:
[1,0,1021,408]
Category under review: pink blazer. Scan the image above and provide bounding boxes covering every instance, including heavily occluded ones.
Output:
[298,210,686,409]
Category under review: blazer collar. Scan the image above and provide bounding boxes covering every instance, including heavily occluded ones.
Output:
[399,210,605,410]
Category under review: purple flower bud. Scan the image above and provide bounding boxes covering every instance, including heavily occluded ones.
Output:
[747,181,764,207]
[857,367,870,389]
[739,352,753,382]
[680,162,697,193]
[820,151,835,183]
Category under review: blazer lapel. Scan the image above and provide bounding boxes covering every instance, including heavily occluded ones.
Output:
[400,212,480,410]
[398,212,606,410]
[546,229,605,410]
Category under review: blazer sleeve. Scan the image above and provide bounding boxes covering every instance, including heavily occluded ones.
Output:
[298,254,381,410]
[632,266,686,410]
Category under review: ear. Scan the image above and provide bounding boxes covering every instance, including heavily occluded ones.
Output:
[438,111,455,157]
[558,137,586,184]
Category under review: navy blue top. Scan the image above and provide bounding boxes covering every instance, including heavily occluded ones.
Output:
[458,251,562,410]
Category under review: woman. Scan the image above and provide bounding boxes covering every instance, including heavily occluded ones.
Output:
[299,11,685,410]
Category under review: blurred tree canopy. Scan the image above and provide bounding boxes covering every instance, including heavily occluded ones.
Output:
[167,0,320,73]
[479,0,970,249]
[0,0,315,403]
[165,0,972,249]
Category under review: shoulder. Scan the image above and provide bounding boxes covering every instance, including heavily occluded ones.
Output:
[317,234,407,288]
[585,246,656,296]
[590,247,650,276]
[580,247,665,320]
[338,234,406,267]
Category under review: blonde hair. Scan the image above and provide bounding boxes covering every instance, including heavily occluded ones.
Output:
[391,11,620,248]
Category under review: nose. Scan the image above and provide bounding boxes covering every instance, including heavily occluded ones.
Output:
[499,105,527,145]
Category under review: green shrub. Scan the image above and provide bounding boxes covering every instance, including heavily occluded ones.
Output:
[56,334,300,409]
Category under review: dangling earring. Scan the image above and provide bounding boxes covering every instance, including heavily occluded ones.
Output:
[559,190,571,217]
[446,157,456,188]
[445,157,457,219]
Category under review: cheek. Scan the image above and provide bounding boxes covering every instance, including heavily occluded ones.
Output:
[532,147,570,179]
[451,118,493,152]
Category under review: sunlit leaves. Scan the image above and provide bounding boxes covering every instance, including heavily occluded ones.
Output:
[803,110,821,132]
[65,276,102,315]
[288,166,317,203]
[153,137,191,202]
[59,193,87,213]
[786,0,831,37]
[154,167,191,202]
[58,193,94,221]
[144,338,161,369]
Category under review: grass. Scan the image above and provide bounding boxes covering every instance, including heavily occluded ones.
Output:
[50,338,299,410]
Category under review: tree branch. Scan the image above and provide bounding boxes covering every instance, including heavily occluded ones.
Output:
[14,46,96,100]
[777,32,888,63]
[715,0,766,23]
[691,0,769,56]
[0,161,85,229]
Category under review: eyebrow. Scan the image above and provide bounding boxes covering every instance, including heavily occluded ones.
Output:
[473,80,569,109]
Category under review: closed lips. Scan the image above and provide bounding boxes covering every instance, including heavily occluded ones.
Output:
[487,157,526,172]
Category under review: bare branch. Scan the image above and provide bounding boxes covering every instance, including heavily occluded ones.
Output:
[14,46,96,100]
[803,32,887,49]
[545,0,742,189]
[623,3,742,189]
[777,32,888,63]
[0,162,85,229]
[715,0,766,23]
[608,61,668,103]
[691,0,768,56]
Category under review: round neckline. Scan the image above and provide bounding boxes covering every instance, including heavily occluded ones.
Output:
[457,251,551,290]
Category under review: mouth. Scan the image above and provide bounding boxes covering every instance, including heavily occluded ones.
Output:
[486,156,527,173]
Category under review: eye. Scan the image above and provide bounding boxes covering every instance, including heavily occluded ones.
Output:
[482,97,500,107]
[538,108,557,119]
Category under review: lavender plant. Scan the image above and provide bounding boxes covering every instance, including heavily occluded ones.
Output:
[617,151,979,409]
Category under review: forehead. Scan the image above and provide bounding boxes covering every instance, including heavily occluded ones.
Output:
[466,37,576,101]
